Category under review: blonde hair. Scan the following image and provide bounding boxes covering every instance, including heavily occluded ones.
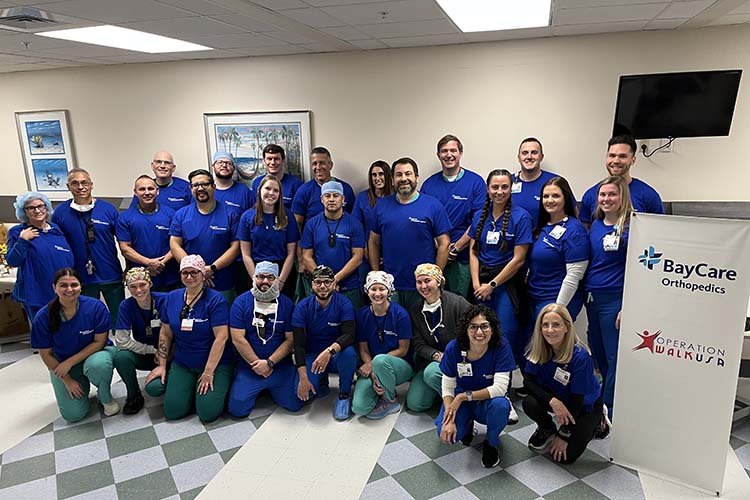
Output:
[593,175,633,238]
[526,303,587,365]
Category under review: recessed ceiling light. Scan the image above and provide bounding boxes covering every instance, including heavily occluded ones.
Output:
[436,0,551,33]
[36,25,213,53]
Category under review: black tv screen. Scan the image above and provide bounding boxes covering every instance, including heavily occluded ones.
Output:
[613,70,742,139]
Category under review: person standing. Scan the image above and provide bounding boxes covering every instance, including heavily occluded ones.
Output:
[250,144,303,211]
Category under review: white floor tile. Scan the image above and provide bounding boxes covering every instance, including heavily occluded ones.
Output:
[434,446,498,484]
[505,454,578,496]
[393,410,437,438]
[54,439,110,474]
[0,475,56,500]
[1,432,54,464]
[170,454,225,493]
[584,465,645,500]
[153,415,206,444]
[197,470,265,499]
[110,445,168,483]
[250,476,313,499]
[67,484,118,500]
[359,476,413,500]
[207,421,256,452]
[430,486,481,500]
[224,443,287,475]
[101,410,152,437]
[377,439,431,475]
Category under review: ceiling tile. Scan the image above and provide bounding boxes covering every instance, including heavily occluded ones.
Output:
[552,20,646,36]
[657,0,713,19]
[645,18,688,29]
[170,48,239,59]
[728,1,750,15]
[97,53,180,63]
[349,38,387,49]
[303,0,383,6]
[123,16,245,38]
[555,4,668,25]
[154,0,236,16]
[708,12,750,24]
[557,0,666,7]
[228,45,307,56]
[357,18,457,38]
[191,32,285,49]
[320,25,370,41]
[250,0,308,9]
[322,0,445,25]
[0,32,90,51]
[210,14,277,32]
[40,0,196,23]
[280,7,344,27]
[263,29,321,44]
[30,43,136,57]
[464,26,552,42]
[381,33,466,48]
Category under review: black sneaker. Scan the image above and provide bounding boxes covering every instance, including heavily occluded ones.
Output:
[123,393,144,415]
[593,405,612,439]
[460,421,476,446]
[481,440,500,468]
[514,386,529,398]
[528,427,556,452]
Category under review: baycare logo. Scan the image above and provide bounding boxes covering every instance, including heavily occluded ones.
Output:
[636,245,737,295]
[633,329,725,368]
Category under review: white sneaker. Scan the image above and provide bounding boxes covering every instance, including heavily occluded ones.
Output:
[102,399,120,417]
[507,397,519,425]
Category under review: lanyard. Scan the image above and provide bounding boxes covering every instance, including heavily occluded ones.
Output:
[180,287,204,320]
[372,306,389,343]
[136,297,156,337]
[325,216,343,247]
[254,299,279,344]
[422,306,443,343]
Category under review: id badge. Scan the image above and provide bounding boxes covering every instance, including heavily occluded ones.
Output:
[486,231,500,245]
[511,182,522,194]
[150,319,162,329]
[252,317,265,328]
[457,362,473,377]
[549,225,567,240]
[181,318,194,331]
[602,233,620,252]
[554,367,571,386]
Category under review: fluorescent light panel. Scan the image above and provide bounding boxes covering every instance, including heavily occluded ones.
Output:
[36,25,212,53]
[437,0,551,32]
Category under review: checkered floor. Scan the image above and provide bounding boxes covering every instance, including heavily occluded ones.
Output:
[0,340,33,370]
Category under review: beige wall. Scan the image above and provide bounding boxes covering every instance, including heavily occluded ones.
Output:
[0,24,747,200]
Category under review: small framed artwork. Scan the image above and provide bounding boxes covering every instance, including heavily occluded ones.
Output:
[15,110,76,200]
[204,111,312,187]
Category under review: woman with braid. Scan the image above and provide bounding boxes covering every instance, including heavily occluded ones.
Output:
[469,169,532,419]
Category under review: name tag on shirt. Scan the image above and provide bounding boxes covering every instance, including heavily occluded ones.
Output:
[457,362,473,377]
[511,182,522,194]
[549,225,567,240]
[252,317,265,328]
[603,233,620,252]
[486,231,500,245]
[181,318,194,331]
[554,367,571,386]
[150,319,162,329]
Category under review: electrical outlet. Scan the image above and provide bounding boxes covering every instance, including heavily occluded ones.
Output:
[659,138,673,153]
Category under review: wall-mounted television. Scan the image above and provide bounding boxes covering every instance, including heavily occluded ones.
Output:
[613,70,742,139]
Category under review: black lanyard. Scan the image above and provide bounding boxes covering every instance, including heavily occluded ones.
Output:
[136,297,156,337]
[372,306,389,343]
[325,216,343,247]
[180,287,204,320]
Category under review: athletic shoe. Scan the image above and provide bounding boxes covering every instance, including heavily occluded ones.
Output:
[102,399,120,417]
[334,393,353,421]
[366,397,401,420]
[593,404,612,439]
[507,398,519,425]
[123,393,144,415]
[528,427,556,452]
[481,440,500,468]
[514,386,529,398]
[460,420,476,446]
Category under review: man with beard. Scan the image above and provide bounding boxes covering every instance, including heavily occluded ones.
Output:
[117,175,178,291]
[292,265,357,420]
[250,144,303,211]
[150,151,192,211]
[421,135,486,298]
[300,180,365,308]
[169,169,240,302]
[227,261,302,417]
[578,135,664,225]
[368,157,451,309]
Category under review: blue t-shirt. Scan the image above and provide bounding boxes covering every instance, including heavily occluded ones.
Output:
[421,168,486,263]
[355,303,412,360]
[116,204,179,289]
[115,292,168,348]
[157,177,193,212]
[511,170,574,228]
[300,212,365,291]
[170,203,239,292]
[579,177,664,224]
[6,223,74,307]
[351,190,381,237]
[585,219,629,292]
[525,344,601,411]
[237,209,300,263]
[440,338,515,393]
[250,173,303,211]
[31,296,111,361]
[469,205,533,267]
[527,217,590,302]
[292,292,355,355]
[162,287,233,369]
[230,292,295,364]
[215,182,253,217]
[372,193,452,290]
[291,178,356,221]
[51,200,122,285]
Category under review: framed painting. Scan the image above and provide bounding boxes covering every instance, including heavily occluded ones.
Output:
[203,111,312,188]
[15,110,76,200]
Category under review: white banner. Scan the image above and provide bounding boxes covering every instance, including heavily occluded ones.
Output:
[611,213,750,495]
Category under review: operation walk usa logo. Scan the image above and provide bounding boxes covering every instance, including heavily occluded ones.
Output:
[632,329,726,368]
[636,245,738,295]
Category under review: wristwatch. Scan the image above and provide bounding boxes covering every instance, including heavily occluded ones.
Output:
[489,280,497,288]
[266,359,275,369]
[210,264,218,274]
[464,390,473,401]
[328,347,337,356]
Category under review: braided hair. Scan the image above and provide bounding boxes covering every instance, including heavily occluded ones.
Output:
[472,169,513,255]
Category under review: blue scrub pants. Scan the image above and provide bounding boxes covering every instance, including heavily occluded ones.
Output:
[295,345,358,397]
[228,362,303,417]
[23,304,43,325]
[435,397,511,447]
[483,284,526,370]
[585,290,622,418]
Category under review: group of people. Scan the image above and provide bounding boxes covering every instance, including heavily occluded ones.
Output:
[8,132,664,468]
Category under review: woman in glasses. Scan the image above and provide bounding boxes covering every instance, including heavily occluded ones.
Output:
[7,191,74,322]
[435,305,515,468]
[145,254,233,422]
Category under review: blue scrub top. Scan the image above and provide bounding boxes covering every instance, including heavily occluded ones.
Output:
[525,344,601,411]
[116,205,179,289]
[511,170,574,228]
[291,178,356,221]
[352,190,378,237]
[371,193,452,290]
[440,338,515,393]
[292,292,355,355]
[51,200,123,285]
[300,212,365,291]
[116,292,168,348]
[215,182,253,217]
[355,303,412,361]
[6,223,74,307]
[230,292,295,364]
[31,296,111,361]
[170,203,239,292]
[469,205,533,267]
[579,177,664,224]
[251,173,303,211]
[238,209,300,263]
[157,177,193,212]
[527,217,590,302]
[162,287,233,369]
[585,219,629,292]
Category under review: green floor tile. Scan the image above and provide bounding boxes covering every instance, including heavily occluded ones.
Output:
[115,468,178,500]
[552,449,612,479]
[368,463,388,483]
[497,434,537,467]
[730,436,746,450]
[544,480,609,500]
[146,404,165,423]
[387,428,405,444]
[251,415,270,428]
[1,342,31,353]
[408,429,464,460]
[180,486,204,500]
[33,423,54,436]
[202,417,236,431]
[162,433,217,467]
[465,470,538,500]
[106,426,160,459]
[220,446,240,464]
[0,363,12,370]
[56,461,114,499]
[54,420,104,450]
[507,407,533,428]
[393,461,461,500]
[0,452,55,489]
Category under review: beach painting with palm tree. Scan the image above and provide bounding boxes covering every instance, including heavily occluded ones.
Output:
[204,111,312,188]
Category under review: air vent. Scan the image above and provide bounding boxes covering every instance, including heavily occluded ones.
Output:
[0,7,61,32]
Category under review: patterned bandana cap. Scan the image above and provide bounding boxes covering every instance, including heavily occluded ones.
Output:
[364,271,395,294]
[180,254,206,272]
[124,267,151,286]
[311,265,335,280]
[255,261,279,277]
[414,263,445,286]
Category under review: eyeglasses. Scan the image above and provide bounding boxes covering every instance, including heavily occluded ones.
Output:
[312,279,334,287]
[467,322,492,333]
[69,180,92,188]
[180,270,202,278]
[152,159,174,166]
[24,204,47,212]
[190,182,213,189]
[256,274,276,283]
[214,160,233,167]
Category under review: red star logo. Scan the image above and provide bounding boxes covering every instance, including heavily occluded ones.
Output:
[633,330,661,353]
